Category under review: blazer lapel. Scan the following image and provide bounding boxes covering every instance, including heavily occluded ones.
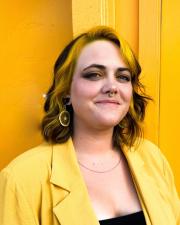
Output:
[122,144,176,225]
[50,138,99,225]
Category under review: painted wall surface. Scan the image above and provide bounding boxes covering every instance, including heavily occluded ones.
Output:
[160,0,180,191]
[139,0,161,146]
[72,0,138,55]
[139,0,180,193]
[115,0,139,56]
[0,1,73,169]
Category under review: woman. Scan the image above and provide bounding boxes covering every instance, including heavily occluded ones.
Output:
[0,26,179,225]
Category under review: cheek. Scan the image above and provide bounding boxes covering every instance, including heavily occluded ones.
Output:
[70,78,84,113]
[127,89,133,102]
[70,79,100,100]
[70,85,95,119]
[120,85,133,102]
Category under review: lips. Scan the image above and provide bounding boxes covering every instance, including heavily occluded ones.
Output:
[95,100,120,104]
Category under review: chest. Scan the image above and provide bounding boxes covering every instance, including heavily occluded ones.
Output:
[80,157,142,220]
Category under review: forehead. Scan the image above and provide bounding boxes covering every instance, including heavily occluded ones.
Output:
[75,40,127,70]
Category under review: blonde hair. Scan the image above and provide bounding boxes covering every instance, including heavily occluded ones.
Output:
[41,26,151,148]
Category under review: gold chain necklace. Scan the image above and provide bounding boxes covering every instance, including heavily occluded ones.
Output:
[78,157,122,173]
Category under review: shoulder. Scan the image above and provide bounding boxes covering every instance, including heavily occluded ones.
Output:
[133,139,166,175]
[0,143,53,189]
[134,139,164,162]
[135,138,160,152]
[133,139,177,184]
[2,142,52,171]
[0,143,57,222]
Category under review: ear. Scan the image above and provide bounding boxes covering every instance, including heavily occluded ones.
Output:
[65,95,71,105]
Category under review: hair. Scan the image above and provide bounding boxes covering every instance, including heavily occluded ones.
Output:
[41,26,151,149]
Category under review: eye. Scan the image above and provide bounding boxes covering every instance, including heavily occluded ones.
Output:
[116,74,131,83]
[82,72,102,80]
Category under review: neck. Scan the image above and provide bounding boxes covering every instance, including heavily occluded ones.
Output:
[72,123,116,157]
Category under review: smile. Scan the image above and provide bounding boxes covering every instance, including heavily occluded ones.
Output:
[95,100,120,105]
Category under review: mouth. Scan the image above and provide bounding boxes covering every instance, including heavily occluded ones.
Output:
[95,100,120,105]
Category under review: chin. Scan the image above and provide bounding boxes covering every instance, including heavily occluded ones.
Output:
[94,118,120,129]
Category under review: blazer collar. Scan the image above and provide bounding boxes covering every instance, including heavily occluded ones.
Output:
[50,138,81,190]
[50,138,99,225]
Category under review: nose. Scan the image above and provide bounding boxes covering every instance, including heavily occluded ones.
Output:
[101,80,118,96]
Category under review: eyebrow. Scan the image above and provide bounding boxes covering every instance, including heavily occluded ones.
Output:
[82,63,131,73]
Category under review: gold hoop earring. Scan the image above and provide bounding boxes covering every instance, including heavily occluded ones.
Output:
[59,96,71,127]
[59,110,70,127]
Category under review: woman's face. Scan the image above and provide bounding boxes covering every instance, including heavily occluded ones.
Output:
[70,40,132,130]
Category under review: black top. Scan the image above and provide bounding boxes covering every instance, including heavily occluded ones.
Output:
[99,211,146,225]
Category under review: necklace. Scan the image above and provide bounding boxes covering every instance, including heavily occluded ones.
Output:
[78,157,122,173]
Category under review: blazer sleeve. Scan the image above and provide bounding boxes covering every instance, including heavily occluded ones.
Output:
[162,153,180,224]
[0,168,39,225]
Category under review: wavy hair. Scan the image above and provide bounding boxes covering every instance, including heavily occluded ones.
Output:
[41,26,151,148]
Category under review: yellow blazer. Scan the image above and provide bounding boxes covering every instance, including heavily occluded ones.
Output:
[0,138,180,225]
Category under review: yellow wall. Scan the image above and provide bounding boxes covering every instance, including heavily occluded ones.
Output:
[139,0,180,193]
[139,0,161,145]
[0,0,73,169]
[72,0,138,55]
[160,0,180,191]
[115,0,139,56]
